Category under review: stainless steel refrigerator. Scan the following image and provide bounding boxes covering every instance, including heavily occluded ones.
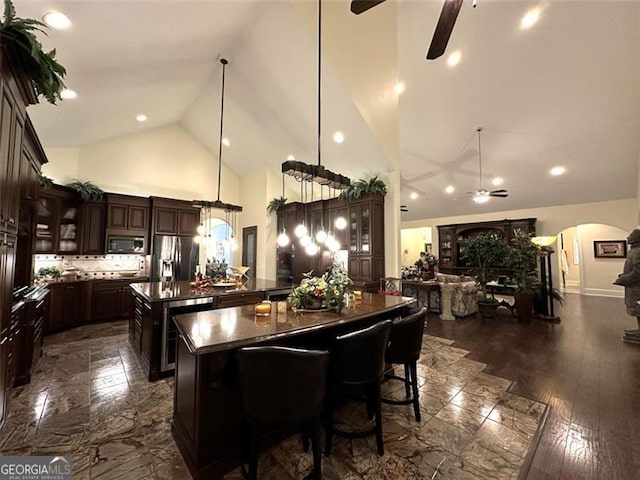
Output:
[151,235,198,282]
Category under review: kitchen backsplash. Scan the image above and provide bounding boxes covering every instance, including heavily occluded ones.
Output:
[34,254,148,279]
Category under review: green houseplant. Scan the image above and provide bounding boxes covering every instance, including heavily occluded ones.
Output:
[459,232,510,318]
[506,232,542,323]
[1,0,67,104]
[338,176,387,201]
[66,179,104,200]
[266,196,287,215]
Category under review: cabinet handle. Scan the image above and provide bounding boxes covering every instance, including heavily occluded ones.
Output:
[7,217,16,226]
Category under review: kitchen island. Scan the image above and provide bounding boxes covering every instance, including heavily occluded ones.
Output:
[128,279,293,381]
[171,293,415,479]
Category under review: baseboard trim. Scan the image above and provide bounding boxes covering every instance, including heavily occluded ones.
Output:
[582,288,624,298]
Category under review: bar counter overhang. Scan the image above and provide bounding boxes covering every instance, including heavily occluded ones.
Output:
[171,293,416,479]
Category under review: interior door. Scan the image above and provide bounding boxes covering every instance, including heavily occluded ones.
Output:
[242,226,257,280]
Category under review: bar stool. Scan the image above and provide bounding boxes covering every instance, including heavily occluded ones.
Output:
[324,319,392,457]
[236,346,329,480]
[381,307,428,421]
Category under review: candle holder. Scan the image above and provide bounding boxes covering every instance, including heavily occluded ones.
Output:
[255,301,272,317]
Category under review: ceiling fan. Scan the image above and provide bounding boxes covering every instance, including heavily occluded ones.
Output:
[467,127,508,204]
[350,0,465,60]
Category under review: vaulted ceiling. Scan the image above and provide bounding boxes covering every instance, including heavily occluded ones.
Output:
[16,1,640,221]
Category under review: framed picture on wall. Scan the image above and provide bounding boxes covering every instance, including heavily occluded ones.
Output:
[593,240,627,258]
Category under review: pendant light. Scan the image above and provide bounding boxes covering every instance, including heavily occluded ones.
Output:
[276,173,291,247]
[193,57,242,235]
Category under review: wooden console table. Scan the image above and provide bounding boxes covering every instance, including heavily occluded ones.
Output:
[486,282,517,315]
[402,280,440,313]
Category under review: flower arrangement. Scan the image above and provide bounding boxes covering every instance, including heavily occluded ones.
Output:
[424,252,438,265]
[288,262,353,312]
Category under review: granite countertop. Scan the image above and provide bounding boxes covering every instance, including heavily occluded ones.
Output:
[173,293,415,355]
[130,278,294,303]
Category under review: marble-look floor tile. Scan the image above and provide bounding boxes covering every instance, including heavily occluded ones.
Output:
[1,320,545,480]
[90,436,155,480]
[435,402,487,434]
[450,390,498,418]
[417,416,474,456]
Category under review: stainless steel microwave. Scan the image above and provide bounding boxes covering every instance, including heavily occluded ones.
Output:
[107,235,145,254]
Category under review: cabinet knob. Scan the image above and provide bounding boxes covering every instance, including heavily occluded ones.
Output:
[8,217,16,225]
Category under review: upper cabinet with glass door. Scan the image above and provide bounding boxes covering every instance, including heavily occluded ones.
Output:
[34,185,81,254]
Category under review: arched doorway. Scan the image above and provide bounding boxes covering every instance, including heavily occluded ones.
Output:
[555,223,627,298]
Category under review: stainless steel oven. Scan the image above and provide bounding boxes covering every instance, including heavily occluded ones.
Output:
[161,297,215,372]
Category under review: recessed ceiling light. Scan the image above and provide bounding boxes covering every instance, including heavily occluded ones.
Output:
[333,131,344,144]
[287,155,295,161]
[447,50,461,67]
[60,89,77,100]
[521,7,541,30]
[394,82,406,95]
[550,166,566,176]
[136,114,147,122]
[492,177,504,186]
[410,192,418,200]
[222,137,231,147]
[445,185,455,194]
[42,11,71,30]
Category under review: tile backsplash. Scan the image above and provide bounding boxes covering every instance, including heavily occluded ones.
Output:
[34,254,148,279]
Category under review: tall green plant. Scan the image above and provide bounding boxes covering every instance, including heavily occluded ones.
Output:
[459,232,509,300]
[1,0,67,104]
[507,232,542,294]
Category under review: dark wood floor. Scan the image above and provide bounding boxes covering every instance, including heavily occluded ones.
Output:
[424,293,640,480]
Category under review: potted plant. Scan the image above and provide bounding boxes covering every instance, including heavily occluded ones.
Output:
[66,179,104,200]
[338,176,387,201]
[459,232,510,319]
[506,232,542,323]
[266,196,287,215]
[1,0,67,104]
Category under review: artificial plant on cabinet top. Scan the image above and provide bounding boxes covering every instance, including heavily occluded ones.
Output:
[1,0,67,104]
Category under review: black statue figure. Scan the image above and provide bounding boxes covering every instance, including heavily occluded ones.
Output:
[613,228,640,344]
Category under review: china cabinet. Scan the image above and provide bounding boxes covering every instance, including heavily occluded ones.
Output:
[437,218,536,273]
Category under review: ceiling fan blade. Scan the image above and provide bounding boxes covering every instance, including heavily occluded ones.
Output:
[490,189,507,194]
[350,0,386,15]
[489,193,509,198]
[426,0,464,60]
[400,205,408,212]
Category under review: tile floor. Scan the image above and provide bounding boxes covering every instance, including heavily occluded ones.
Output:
[0,321,547,479]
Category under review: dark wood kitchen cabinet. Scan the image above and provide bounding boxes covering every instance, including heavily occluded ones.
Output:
[150,197,200,237]
[275,194,385,289]
[34,185,82,254]
[82,200,106,255]
[13,287,48,386]
[47,281,90,333]
[1,41,43,426]
[91,278,148,321]
[347,193,385,288]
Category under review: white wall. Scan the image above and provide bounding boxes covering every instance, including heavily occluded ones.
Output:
[400,227,433,267]
[43,124,240,203]
[42,148,80,184]
[239,169,279,280]
[577,224,628,298]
